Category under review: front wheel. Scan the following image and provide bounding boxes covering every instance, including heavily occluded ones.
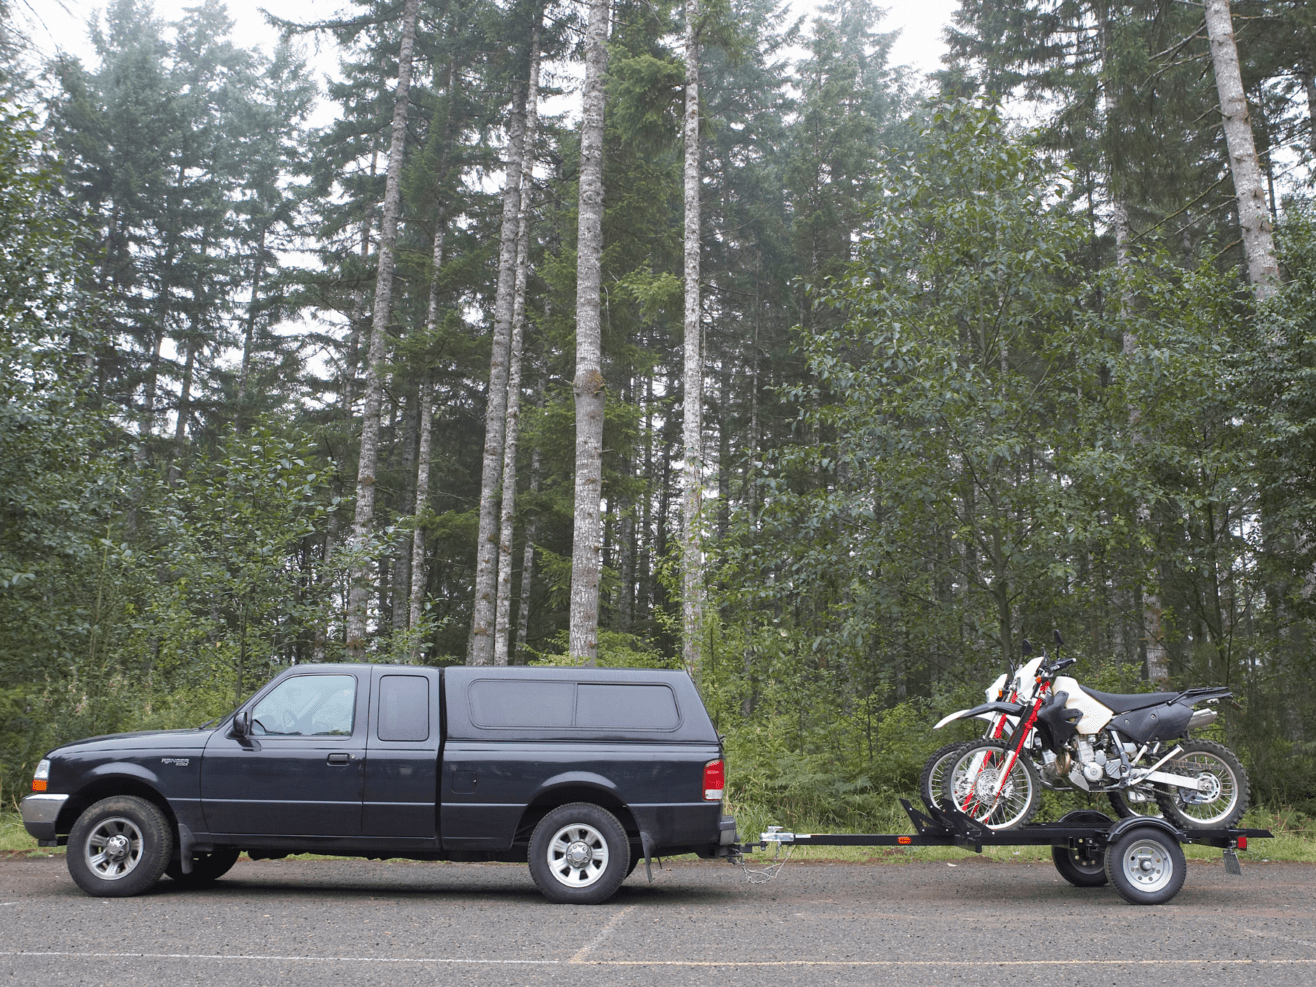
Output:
[528,803,631,904]
[941,740,1040,831]
[165,848,241,889]
[1105,826,1186,905]
[919,742,968,811]
[1153,740,1250,829]
[66,795,174,897]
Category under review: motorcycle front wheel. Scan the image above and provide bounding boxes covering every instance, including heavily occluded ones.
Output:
[919,742,968,811]
[1153,739,1250,829]
[940,740,1040,831]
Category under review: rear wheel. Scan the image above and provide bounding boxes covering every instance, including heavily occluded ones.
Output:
[528,803,630,904]
[941,740,1040,831]
[165,848,240,889]
[66,795,173,898]
[1105,827,1185,905]
[1153,740,1250,829]
[1107,789,1163,819]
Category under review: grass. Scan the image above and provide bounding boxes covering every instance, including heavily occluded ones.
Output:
[2,802,1312,864]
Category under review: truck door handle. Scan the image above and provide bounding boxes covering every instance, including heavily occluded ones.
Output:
[326,753,351,765]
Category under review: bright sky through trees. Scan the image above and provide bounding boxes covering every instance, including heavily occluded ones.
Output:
[27,0,959,78]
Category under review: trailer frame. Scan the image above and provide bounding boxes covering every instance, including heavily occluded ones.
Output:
[735,797,1271,905]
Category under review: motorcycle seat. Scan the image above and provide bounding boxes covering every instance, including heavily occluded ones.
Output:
[1078,686,1182,713]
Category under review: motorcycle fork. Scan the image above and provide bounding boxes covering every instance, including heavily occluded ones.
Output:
[963,696,1043,813]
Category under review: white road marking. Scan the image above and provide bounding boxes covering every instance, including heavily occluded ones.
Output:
[569,904,635,964]
[1,952,1315,968]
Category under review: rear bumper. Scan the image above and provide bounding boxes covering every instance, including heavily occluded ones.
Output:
[21,793,69,843]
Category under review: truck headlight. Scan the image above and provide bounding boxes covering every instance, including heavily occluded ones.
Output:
[32,759,50,792]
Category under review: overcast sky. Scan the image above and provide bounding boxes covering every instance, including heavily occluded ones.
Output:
[23,0,960,80]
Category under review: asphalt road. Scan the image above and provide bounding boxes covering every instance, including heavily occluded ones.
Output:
[1,854,1313,987]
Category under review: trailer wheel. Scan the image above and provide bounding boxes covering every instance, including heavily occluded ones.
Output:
[528,803,630,904]
[1050,810,1110,887]
[1105,826,1185,905]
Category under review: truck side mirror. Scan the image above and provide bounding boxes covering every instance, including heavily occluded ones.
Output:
[232,709,252,738]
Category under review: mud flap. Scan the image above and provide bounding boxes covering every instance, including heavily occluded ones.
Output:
[640,831,658,883]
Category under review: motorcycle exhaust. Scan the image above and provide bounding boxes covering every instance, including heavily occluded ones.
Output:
[1187,709,1218,731]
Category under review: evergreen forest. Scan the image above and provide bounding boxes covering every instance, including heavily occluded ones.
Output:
[3,0,1316,830]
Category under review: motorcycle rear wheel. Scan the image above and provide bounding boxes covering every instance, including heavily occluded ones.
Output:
[1153,739,1250,829]
[940,740,1040,831]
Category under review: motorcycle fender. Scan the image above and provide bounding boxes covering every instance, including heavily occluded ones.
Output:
[933,701,1025,730]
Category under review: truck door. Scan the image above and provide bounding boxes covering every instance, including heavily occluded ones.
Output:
[201,671,367,836]
[362,669,440,839]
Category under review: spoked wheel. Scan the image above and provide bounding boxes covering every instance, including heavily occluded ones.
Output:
[919,742,968,811]
[1105,826,1186,905]
[1153,740,1250,829]
[528,803,630,904]
[941,740,1039,831]
[1108,788,1163,819]
[1050,810,1111,887]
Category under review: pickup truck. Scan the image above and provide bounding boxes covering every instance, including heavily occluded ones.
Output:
[21,664,737,904]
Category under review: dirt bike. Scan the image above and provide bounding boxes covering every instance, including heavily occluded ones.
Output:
[939,632,1249,832]
[918,649,1046,809]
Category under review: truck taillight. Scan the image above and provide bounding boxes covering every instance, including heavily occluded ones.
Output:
[703,759,725,801]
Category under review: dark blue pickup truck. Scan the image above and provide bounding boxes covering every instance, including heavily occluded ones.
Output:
[21,664,736,904]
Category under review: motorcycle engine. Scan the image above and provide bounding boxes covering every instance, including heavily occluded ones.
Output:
[1075,739,1106,783]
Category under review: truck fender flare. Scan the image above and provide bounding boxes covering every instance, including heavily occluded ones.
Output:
[85,761,165,788]
[532,771,620,798]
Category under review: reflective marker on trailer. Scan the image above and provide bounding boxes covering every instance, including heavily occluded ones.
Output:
[897,836,911,845]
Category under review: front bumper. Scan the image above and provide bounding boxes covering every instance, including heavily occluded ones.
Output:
[20,793,69,844]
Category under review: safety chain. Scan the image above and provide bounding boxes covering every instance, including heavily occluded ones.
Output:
[730,842,793,884]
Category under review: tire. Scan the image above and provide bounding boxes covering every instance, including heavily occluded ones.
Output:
[941,740,1040,831]
[1105,826,1186,905]
[1107,789,1163,819]
[165,848,240,889]
[528,803,631,904]
[1050,810,1111,888]
[1153,739,1250,829]
[66,795,174,898]
[919,742,968,811]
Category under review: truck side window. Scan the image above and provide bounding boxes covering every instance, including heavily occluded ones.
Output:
[577,684,679,730]
[250,674,357,737]
[378,675,430,742]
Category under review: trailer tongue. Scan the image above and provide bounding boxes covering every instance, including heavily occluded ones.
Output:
[735,797,1271,905]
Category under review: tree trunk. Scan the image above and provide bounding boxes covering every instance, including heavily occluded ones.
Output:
[569,0,611,665]
[344,0,421,656]
[236,226,265,431]
[1203,0,1279,300]
[469,72,531,667]
[680,0,704,682]
[495,28,542,667]
[515,349,546,665]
